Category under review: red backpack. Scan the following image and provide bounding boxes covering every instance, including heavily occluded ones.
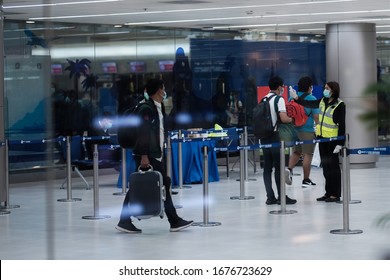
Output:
[286,92,310,127]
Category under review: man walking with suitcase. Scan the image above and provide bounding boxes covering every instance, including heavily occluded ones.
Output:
[116,79,193,233]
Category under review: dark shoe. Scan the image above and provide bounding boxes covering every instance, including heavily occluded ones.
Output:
[316,195,328,201]
[277,196,297,205]
[170,219,194,232]
[325,196,340,202]
[285,168,293,185]
[266,197,278,205]
[115,220,142,233]
[302,178,316,188]
[172,191,179,195]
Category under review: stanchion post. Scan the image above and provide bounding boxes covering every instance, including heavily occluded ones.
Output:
[243,126,256,182]
[193,146,221,227]
[270,140,297,215]
[58,136,81,202]
[177,130,191,189]
[0,139,20,210]
[230,147,255,200]
[338,134,361,204]
[330,145,362,235]
[0,141,10,215]
[166,136,172,180]
[82,144,110,220]
[113,148,127,196]
[167,135,182,209]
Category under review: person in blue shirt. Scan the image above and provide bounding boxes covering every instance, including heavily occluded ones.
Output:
[285,76,319,188]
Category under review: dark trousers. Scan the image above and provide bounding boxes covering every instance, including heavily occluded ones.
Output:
[261,134,281,199]
[319,141,341,198]
[119,156,180,225]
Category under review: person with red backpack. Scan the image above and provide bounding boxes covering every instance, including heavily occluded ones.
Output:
[285,76,319,188]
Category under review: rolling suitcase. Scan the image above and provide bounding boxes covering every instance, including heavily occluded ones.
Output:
[128,166,166,220]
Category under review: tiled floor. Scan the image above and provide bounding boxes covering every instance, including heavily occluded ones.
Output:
[1,155,389,260]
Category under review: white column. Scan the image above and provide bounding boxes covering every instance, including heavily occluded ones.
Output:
[326,23,378,168]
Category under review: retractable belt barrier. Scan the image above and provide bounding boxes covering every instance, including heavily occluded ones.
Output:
[2,133,389,233]
[349,146,390,155]
[1,135,121,217]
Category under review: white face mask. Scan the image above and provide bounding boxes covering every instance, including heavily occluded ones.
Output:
[279,86,284,95]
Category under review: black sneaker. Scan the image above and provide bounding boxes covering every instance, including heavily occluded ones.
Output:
[277,196,297,205]
[316,195,328,201]
[325,197,340,202]
[115,220,142,234]
[266,197,278,205]
[302,178,316,188]
[170,219,194,232]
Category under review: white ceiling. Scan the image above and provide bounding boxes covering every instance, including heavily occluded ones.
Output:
[3,0,390,37]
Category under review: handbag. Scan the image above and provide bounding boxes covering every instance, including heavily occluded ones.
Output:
[311,143,321,167]
[278,123,299,143]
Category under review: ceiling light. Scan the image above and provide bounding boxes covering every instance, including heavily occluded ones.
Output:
[4,0,122,9]
[23,0,354,21]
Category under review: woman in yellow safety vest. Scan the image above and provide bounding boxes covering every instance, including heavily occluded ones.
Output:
[290,81,346,202]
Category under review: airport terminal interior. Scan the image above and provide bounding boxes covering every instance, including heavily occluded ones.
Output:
[1,149,390,260]
[0,0,390,260]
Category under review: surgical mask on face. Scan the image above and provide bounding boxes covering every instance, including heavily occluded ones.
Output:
[144,91,149,100]
[323,89,331,98]
[280,86,284,95]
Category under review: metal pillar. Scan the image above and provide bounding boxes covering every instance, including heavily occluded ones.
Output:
[58,136,82,202]
[177,130,191,189]
[167,136,182,209]
[82,144,110,220]
[0,140,20,210]
[193,146,221,227]
[243,126,256,181]
[326,23,377,168]
[270,141,297,215]
[230,147,255,200]
[337,135,361,204]
[113,148,127,196]
[330,146,362,235]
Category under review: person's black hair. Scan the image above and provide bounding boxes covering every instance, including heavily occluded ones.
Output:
[297,76,313,92]
[145,79,164,96]
[326,81,340,99]
[268,76,284,91]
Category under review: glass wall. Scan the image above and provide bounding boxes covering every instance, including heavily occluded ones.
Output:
[3,19,388,169]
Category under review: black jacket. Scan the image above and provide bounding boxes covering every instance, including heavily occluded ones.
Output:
[133,99,166,159]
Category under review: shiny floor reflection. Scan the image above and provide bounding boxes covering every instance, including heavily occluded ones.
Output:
[1,156,389,260]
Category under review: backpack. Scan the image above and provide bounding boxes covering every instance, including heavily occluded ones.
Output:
[253,94,280,139]
[285,92,310,127]
[117,100,152,149]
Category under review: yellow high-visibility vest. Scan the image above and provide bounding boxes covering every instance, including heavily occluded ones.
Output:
[316,98,343,138]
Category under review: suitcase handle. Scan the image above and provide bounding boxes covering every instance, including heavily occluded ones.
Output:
[137,165,153,173]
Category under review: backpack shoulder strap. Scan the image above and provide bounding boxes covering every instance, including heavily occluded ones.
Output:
[273,95,281,126]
